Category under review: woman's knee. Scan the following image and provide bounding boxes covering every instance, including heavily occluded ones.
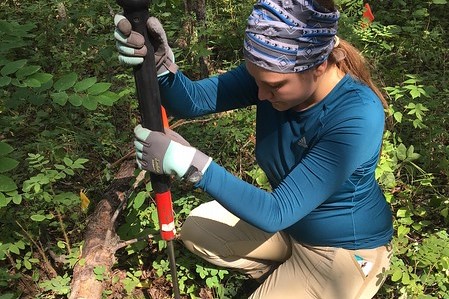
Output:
[179,212,207,254]
[180,201,237,247]
[179,202,228,257]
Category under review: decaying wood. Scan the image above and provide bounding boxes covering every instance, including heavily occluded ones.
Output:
[69,160,136,299]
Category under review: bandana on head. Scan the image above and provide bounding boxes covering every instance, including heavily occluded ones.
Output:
[243,0,340,73]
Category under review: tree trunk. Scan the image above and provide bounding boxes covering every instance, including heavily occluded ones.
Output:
[182,0,210,77]
[69,160,135,299]
[194,0,210,77]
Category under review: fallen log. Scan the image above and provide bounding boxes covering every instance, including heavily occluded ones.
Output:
[69,160,136,299]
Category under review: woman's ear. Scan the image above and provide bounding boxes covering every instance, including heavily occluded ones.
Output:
[314,60,328,77]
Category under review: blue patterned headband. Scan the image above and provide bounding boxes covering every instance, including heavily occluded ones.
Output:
[243,0,340,73]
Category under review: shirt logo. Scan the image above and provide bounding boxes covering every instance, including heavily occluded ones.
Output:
[297,136,308,148]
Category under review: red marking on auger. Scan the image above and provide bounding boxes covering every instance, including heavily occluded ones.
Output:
[161,106,169,129]
[155,191,176,241]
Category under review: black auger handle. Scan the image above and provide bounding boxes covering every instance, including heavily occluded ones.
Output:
[115,1,180,298]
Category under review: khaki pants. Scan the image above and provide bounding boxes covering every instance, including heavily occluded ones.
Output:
[180,201,392,299]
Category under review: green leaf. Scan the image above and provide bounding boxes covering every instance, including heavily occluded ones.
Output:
[63,157,73,166]
[397,225,410,237]
[24,77,42,88]
[403,78,417,85]
[51,92,68,106]
[74,77,97,92]
[391,269,402,282]
[401,271,410,284]
[9,244,20,255]
[12,193,22,204]
[0,142,14,155]
[15,65,41,79]
[393,111,402,123]
[0,59,27,76]
[0,157,19,173]
[53,72,78,91]
[82,95,98,110]
[397,208,410,218]
[55,164,66,170]
[63,168,75,175]
[396,143,407,161]
[410,88,421,99]
[29,72,53,84]
[11,78,26,87]
[0,76,11,87]
[68,94,83,106]
[134,270,142,277]
[87,82,111,95]
[433,0,447,4]
[94,266,105,275]
[96,91,120,106]
[151,207,159,226]
[0,175,17,192]
[73,158,89,168]
[30,214,46,222]
[206,276,218,288]
[0,193,11,208]
[15,240,25,250]
[406,145,420,161]
[96,94,114,106]
[133,191,146,209]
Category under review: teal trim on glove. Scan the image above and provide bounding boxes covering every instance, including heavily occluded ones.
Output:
[134,125,212,182]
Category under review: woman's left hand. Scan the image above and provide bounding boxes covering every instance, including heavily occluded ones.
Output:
[134,125,212,183]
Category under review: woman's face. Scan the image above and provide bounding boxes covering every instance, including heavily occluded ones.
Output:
[246,61,322,111]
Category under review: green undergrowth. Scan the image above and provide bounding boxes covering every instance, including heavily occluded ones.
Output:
[0,0,448,298]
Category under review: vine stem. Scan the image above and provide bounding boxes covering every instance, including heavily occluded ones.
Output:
[113,235,154,252]
[56,208,72,255]
[16,221,57,278]
[5,252,16,268]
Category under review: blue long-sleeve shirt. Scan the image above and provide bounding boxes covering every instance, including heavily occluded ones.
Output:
[159,63,393,249]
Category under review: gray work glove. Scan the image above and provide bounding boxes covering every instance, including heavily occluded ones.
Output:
[114,14,178,76]
[134,125,212,183]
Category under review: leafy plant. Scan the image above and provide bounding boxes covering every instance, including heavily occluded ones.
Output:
[385,75,433,130]
[0,142,20,201]
[196,265,229,298]
[39,273,71,296]
[1,0,449,298]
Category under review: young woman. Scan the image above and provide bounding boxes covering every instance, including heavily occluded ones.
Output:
[115,0,393,298]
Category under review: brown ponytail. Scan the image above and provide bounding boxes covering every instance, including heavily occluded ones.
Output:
[328,39,388,109]
[313,0,388,109]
